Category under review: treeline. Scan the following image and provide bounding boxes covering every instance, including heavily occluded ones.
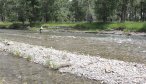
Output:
[0,0,146,24]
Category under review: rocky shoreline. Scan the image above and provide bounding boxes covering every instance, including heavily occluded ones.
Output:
[84,30,146,36]
[0,39,146,84]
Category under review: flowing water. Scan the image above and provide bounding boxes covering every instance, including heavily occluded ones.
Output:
[0,29,146,83]
[0,52,100,84]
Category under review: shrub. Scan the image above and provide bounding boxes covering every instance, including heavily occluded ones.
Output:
[8,23,29,30]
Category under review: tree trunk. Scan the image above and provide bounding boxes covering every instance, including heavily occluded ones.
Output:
[134,7,137,21]
[140,2,144,21]
[121,0,128,22]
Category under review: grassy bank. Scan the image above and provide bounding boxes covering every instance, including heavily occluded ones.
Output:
[35,22,146,32]
[0,22,12,28]
[0,22,29,30]
[0,22,146,32]
[75,22,146,32]
[42,22,77,27]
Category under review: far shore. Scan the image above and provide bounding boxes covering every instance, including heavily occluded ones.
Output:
[0,22,146,34]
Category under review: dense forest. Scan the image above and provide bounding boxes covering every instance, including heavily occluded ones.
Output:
[0,0,146,23]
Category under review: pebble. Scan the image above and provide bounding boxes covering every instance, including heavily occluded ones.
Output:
[0,40,146,84]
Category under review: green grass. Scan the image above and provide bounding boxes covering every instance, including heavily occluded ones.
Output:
[12,50,21,58]
[1,21,146,32]
[42,22,77,27]
[30,22,78,28]
[45,59,58,69]
[75,22,146,32]
[26,56,32,62]
[0,22,28,29]
[0,22,12,28]
[29,22,80,31]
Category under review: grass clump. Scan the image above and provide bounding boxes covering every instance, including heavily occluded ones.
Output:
[45,59,58,70]
[26,56,32,62]
[12,50,21,58]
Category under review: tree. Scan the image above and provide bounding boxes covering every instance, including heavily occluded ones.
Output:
[70,0,86,21]
[0,0,145,23]
[0,0,7,21]
[95,0,119,22]
[83,0,95,22]
[17,0,28,24]
[41,0,56,22]
[55,0,71,22]
[120,0,129,22]
[25,0,41,24]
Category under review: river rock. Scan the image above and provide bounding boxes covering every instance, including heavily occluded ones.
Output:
[105,65,113,73]
[3,40,14,45]
[54,63,72,70]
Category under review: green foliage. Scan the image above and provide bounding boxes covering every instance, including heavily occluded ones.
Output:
[95,0,119,22]
[75,22,146,32]
[70,0,86,21]
[8,23,29,29]
[0,0,146,23]
[1,21,146,32]
[42,22,77,27]
[0,22,12,28]
[0,22,30,29]
[0,0,146,32]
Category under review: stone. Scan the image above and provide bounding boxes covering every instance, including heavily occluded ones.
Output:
[105,65,113,73]
[53,63,72,70]
[3,40,14,45]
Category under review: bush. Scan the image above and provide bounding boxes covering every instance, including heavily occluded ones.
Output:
[0,22,12,29]
[8,23,29,29]
[0,25,7,29]
[74,22,146,32]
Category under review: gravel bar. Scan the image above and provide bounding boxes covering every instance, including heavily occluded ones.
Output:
[0,40,146,84]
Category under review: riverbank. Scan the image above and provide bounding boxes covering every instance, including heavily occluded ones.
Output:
[1,22,146,33]
[74,22,146,32]
[0,39,146,84]
[0,52,99,84]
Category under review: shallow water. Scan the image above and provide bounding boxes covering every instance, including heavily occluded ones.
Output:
[1,29,146,83]
[0,29,146,64]
[0,51,100,84]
